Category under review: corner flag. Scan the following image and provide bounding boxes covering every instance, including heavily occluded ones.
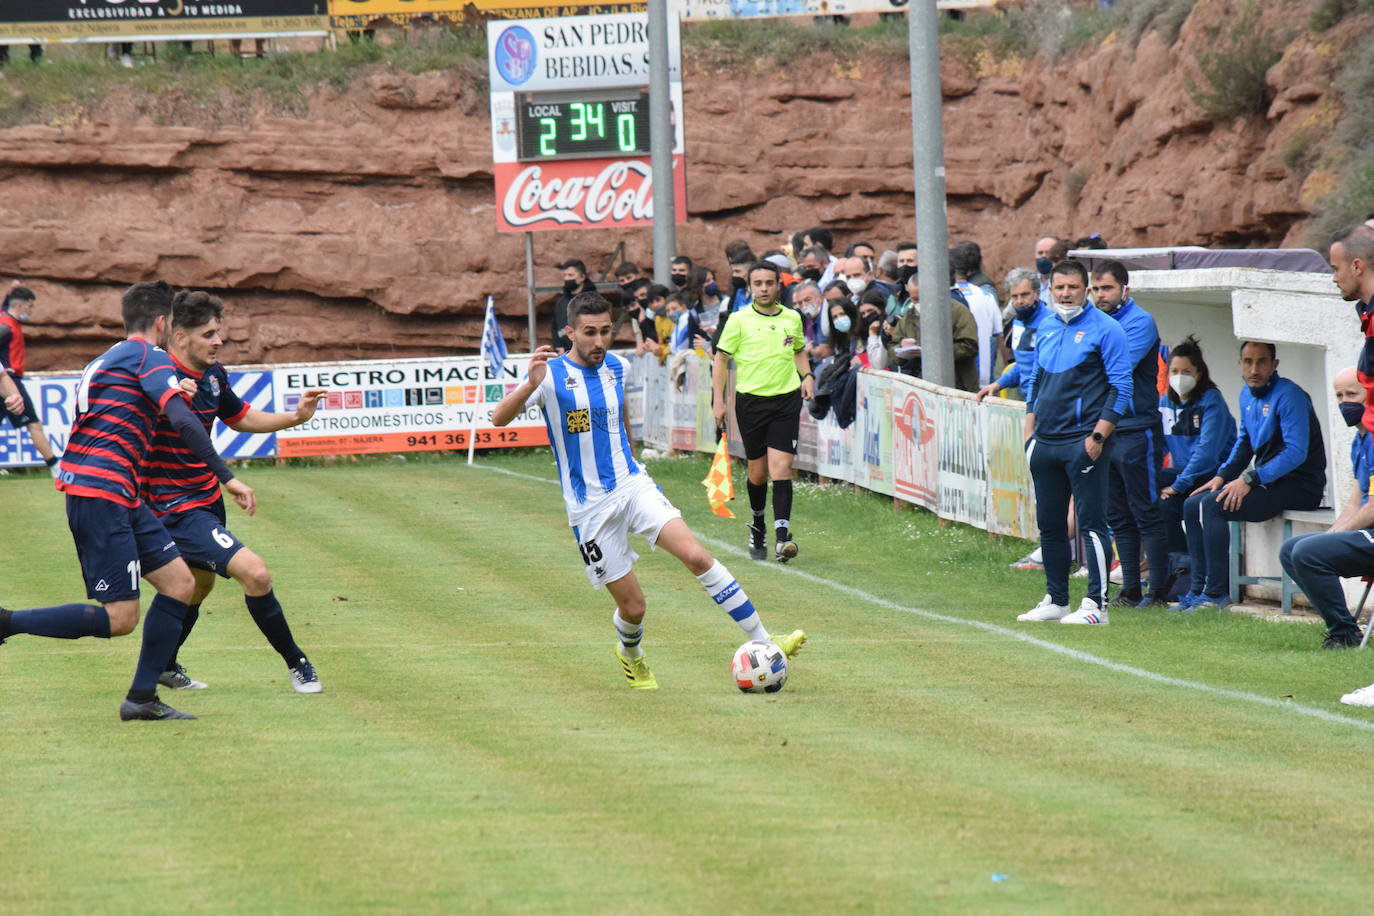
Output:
[701,434,735,518]
[482,296,507,381]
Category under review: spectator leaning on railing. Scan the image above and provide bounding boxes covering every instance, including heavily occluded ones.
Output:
[1279,367,1374,653]
[1179,342,1327,610]
[977,267,1047,405]
[1159,336,1237,605]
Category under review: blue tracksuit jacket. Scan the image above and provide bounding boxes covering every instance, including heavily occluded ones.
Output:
[1024,305,1134,443]
[1106,298,1162,433]
[995,301,1051,402]
[1161,387,1237,494]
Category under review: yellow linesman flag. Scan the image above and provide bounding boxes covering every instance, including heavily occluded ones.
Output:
[701,435,736,519]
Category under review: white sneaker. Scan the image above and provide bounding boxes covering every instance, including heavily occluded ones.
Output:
[1017,594,1071,622]
[1340,682,1374,707]
[1070,565,1088,578]
[1108,560,1123,585]
[1061,598,1109,625]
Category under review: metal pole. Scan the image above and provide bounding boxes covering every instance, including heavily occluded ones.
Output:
[908,0,951,388]
[524,231,537,351]
[648,0,675,286]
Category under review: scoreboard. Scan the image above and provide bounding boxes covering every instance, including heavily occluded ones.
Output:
[517,90,651,162]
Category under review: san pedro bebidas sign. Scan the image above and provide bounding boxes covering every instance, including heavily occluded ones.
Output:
[0,0,328,42]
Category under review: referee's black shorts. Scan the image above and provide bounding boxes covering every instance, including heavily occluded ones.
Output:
[734,389,802,461]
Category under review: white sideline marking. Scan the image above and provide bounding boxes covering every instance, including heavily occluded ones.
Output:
[473,462,1374,733]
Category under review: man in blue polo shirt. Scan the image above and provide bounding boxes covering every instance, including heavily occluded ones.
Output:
[1182,341,1326,608]
[1282,367,1374,653]
[1016,259,1133,626]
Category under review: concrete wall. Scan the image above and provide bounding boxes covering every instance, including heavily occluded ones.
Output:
[1129,267,1360,601]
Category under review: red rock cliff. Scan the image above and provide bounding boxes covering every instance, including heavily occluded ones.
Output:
[0,1,1346,370]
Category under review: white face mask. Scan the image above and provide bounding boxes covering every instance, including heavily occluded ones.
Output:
[1052,303,1085,323]
[1170,373,1197,398]
[848,277,869,297]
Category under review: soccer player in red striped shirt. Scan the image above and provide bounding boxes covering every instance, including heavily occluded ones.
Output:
[0,282,253,722]
[145,290,327,694]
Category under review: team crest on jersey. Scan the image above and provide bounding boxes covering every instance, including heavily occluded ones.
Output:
[1262,403,1270,417]
[564,375,579,389]
[207,374,221,398]
[1074,331,1085,343]
[566,408,591,434]
[783,335,795,348]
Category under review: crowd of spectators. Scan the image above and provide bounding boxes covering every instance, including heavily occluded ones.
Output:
[546,221,1374,696]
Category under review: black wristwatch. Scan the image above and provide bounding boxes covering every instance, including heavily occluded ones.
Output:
[1090,431,1106,444]
[801,372,814,380]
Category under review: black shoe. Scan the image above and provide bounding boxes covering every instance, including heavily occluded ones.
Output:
[1322,634,1362,650]
[119,696,197,721]
[0,605,11,645]
[1106,592,1142,608]
[775,536,799,564]
[748,524,767,561]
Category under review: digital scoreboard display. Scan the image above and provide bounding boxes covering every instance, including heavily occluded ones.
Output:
[516,90,652,162]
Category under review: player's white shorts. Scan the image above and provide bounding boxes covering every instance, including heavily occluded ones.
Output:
[571,474,682,588]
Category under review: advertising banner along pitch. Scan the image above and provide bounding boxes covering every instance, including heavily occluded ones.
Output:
[1,0,328,42]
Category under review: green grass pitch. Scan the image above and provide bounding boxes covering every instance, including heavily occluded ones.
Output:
[3,449,1374,913]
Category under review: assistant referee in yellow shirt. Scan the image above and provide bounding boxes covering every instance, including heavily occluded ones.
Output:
[712,260,815,563]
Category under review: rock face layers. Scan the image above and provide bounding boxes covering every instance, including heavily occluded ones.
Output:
[0,4,1343,370]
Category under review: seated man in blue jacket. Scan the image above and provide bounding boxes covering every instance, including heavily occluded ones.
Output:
[1182,341,1327,608]
[1282,367,1374,652]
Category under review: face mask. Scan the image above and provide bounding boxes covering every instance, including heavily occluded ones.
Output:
[619,282,634,293]
[897,265,917,286]
[832,315,852,334]
[860,312,881,329]
[671,274,687,288]
[1170,373,1197,399]
[1052,303,1084,323]
[1341,401,1365,427]
[704,282,719,298]
[1014,302,1038,322]
[731,276,748,292]
[801,302,821,318]
[1035,257,1053,276]
[848,278,869,297]
[562,279,578,294]
[800,268,822,282]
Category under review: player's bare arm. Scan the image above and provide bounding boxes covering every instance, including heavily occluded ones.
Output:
[493,345,558,426]
[229,388,328,434]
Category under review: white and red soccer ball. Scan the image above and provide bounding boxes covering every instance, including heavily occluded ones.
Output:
[731,640,788,693]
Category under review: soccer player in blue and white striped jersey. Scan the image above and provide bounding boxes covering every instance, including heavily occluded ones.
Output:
[493,291,805,689]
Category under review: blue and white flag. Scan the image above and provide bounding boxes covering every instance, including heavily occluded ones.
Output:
[481,295,507,380]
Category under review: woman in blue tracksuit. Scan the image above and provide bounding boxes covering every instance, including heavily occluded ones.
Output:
[1158,337,1237,605]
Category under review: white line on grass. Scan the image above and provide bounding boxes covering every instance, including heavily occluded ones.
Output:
[473,462,1374,733]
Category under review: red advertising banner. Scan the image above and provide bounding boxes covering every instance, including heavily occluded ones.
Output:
[494,154,686,232]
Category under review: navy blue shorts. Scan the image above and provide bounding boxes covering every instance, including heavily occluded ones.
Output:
[161,498,244,578]
[65,495,181,602]
[5,375,38,428]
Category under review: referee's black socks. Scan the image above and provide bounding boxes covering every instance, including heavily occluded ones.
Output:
[773,480,793,541]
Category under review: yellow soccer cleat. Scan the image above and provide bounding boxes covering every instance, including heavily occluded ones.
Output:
[616,647,659,690]
[770,629,807,659]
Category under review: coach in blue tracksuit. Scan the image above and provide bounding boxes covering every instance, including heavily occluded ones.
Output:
[1280,367,1374,649]
[976,267,1048,405]
[1090,260,1172,607]
[1183,341,1326,607]
[1016,260,1133,626]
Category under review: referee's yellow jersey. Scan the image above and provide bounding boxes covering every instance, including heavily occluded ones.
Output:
[716,305,806,397]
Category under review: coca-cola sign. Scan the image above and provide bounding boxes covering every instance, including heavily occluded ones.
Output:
[494,155,687,232]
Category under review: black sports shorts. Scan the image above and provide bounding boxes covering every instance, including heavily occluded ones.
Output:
[734,389,802,461]
[5,375,38,428]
